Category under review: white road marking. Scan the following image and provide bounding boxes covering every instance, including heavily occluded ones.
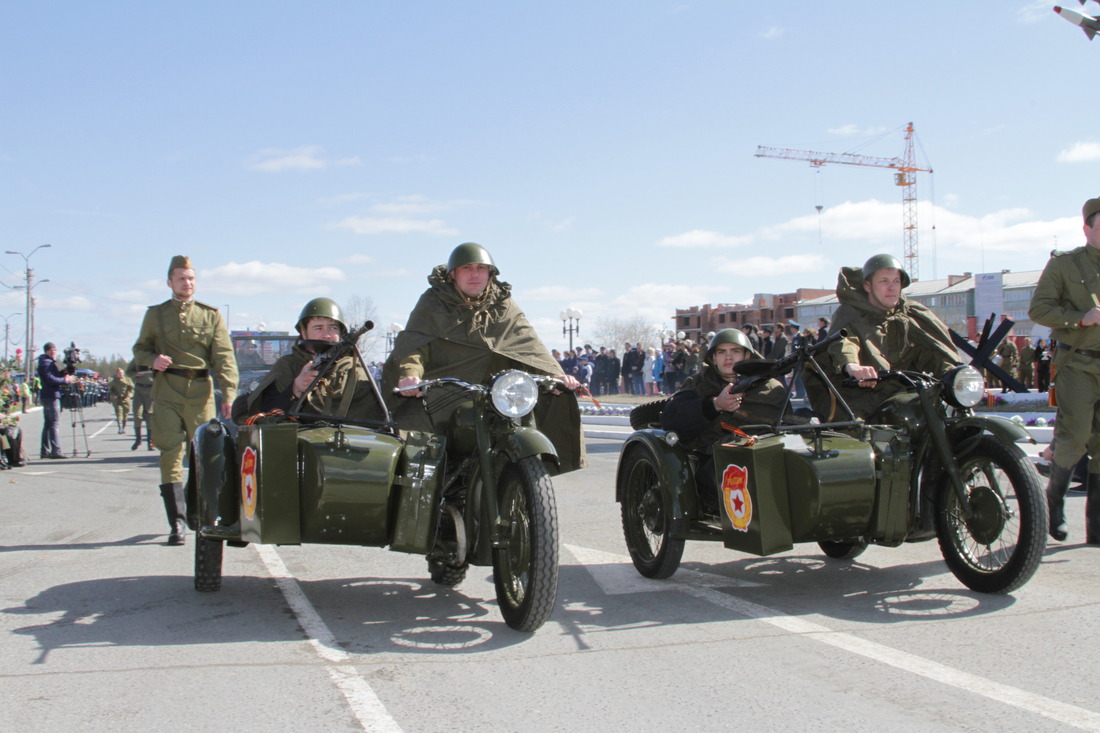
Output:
[566,543,1100,731]
[254,545,404,733]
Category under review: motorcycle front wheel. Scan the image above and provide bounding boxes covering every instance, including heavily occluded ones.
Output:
[193,489,224,592]
[934,435,1046,594]
[492,456,559,632]
[619,445,684,579]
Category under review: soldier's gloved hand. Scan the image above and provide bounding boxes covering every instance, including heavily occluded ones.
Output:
[1082,306,1100,327]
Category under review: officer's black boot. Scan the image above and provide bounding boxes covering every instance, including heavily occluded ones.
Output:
[1047,462,1074,542]
[159,482,187,545]
[131,422,142,451]
[1087,473,1100,545]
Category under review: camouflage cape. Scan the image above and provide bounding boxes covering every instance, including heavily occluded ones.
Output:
[809,266,960,419]
[382,265,585,472]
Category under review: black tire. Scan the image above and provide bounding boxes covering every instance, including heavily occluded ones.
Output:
[429,560,468,587]
[934,435,1046,594]
[630,398,672,430]
[492,457,559,632]
[193,491,224,592]
[819,538,868,560]
[619,446,684,579]
[195,535,224,592]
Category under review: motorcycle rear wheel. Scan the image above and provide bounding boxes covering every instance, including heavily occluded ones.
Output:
[493,457,559,632]
[934,435,1046,594]
[819,539,868,560]
[619,446,684,579]
[194,492,224,592]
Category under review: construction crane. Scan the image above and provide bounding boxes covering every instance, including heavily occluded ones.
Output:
[755,122,932,280]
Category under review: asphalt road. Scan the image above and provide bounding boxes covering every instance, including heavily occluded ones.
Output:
[3,403,1100,732]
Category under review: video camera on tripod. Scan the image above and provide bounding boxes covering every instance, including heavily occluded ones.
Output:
[62,342,82,376]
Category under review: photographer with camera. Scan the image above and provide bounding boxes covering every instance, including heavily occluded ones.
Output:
[36,342,74,459]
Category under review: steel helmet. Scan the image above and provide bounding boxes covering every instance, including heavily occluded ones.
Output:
[706,328,760,364]
[295,297,347,336]
[447,242,499,276]
[861,254,911,288]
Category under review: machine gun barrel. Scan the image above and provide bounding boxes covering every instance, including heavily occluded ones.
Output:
[729,328,846,394]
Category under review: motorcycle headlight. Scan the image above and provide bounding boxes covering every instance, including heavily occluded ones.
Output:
[943,365,985,408]
[491,370,539,418]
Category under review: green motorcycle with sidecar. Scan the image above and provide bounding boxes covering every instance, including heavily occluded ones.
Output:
[186,325,564,632]
[617,330,1047,594]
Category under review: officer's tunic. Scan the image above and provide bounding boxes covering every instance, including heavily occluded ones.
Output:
[107,376,134,425]
[133,298,238,483]
[1029,245,1100,471]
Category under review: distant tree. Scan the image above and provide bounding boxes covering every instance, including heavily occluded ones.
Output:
[342,295,381,359]
[591,316,665,352]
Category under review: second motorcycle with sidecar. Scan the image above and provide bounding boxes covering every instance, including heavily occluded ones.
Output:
[617,330,1047,594]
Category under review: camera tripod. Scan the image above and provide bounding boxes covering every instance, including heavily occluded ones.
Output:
[61,383,92,458]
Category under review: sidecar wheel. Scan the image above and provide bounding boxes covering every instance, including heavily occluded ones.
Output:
[429,560,468,587]
[819,539,868,560]
[195,535,224,592]
[934,435,1046,594]
[619,446,684,579]
[493,457,559,632]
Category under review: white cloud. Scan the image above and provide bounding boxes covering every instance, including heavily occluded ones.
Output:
[714,254,829,277]
[760,25,784,40]
[330,216,459,237]
[248,145,361,172]
[522,285,603,302]
[658,229,751,248]
[202,261,347,296]
[827,124,890,137]
[1057,141,1100,163]
[340,254,375,265]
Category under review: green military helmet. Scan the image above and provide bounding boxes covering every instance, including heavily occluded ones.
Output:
[706,328,761,364]
[447,242,499,276]
[862,253,911,288]
[296,297,347,336]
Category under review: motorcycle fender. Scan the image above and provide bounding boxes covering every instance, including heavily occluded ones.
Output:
[186,419,238,532]
[949,415,1033,455]
[616,430,700,539]
[499,426,558,470]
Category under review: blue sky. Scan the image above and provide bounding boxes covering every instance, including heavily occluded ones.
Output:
[3,1,1098,364]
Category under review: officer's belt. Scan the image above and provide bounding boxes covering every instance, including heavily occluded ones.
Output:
[1056,342,1100,360]
[163,367,210,379]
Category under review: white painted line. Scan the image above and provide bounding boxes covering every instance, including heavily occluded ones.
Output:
[569,543,1100,731]
[254,544,404,733]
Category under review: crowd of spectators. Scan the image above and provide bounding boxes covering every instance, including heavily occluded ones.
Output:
[553,318,834,398]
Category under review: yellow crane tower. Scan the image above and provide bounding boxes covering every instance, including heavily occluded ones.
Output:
[755,122,932,280]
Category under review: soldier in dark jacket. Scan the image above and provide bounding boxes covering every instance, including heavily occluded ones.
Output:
[662,329,787,514]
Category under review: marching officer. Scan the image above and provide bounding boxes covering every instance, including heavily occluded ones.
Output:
[107,367,134,434]
[125,359,155,450]
[1029,196,1100,545]
[133,255,238,545]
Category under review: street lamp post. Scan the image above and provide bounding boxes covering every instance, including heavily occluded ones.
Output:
[560,308,582,352]
[1,313,23,362]
[386,323,403,356]
[5,244,51,378]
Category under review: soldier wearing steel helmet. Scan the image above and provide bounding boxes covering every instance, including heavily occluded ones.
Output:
[133,255,239,545]
[1028,196,1100,544]
[809,253,960,421]
[382,242,585,472]
[661,328,788,514]
[241,297,384,422]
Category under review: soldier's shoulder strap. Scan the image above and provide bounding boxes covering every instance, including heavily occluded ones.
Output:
[192,300,221,313]
[1049,246,1085,259]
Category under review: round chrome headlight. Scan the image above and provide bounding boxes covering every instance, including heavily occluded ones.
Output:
[491,370,539,418]
[943,365,985,408]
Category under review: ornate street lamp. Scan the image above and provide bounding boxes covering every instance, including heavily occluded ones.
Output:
[560,308,582,352]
